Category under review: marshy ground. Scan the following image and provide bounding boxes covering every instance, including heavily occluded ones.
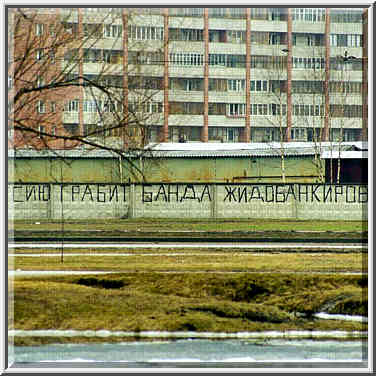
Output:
[9,218,368,345]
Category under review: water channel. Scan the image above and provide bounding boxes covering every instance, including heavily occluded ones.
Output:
[10,338,367,367]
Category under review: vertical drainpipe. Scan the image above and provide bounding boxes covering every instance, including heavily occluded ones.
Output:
[162,8,169,142]
[78,8,84,141]
[362,8,368,141]
[202,8,209,142]
[323,8,331,142]
[122,9,128,149]
[286,8,292,142]
[244,8,251,142]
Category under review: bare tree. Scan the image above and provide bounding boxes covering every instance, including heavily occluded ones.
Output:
[8,7,165,179]
[293,47,327,183]
[262,52,289,183]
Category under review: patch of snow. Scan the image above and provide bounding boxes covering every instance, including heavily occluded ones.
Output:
[314,312,368,323]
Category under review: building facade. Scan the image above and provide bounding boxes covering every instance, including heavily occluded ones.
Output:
[8,7,368,148]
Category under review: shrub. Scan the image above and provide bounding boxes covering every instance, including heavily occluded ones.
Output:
[75,277,124,289]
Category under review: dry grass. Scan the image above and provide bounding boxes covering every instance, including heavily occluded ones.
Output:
[10,218,368,233]
[10,272,367,341]
[10,252,367,273]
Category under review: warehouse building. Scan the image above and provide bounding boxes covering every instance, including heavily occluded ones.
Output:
[8,142,367,184]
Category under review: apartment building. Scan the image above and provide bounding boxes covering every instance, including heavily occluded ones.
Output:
[8,7,368,148]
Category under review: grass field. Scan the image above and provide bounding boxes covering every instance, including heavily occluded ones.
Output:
[10,247,368,345]
[10,250,366,273]
[9,218,368,345]
[11,272,367,346]
[10,218,368,233]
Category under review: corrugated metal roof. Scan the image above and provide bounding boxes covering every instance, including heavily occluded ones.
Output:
[321,150,368,159]
[8,142,368,159]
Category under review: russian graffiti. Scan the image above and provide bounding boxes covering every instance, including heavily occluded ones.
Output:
[222,184,367,204]
[12,184,50,202]
[142,184,368,204]
[10,183,368,204]
[142,184,211,203]
[11,184,127,202]
[68,184,126,202]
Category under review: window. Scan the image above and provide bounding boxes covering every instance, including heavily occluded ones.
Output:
[83,23,103,38]
[169,102,203,115]
[209,54,227,66]
[170,8,203,17]
[228,129,234,141]
[228,79,245,92]
[251,8,268,20]
[209,54,246,68]
[251,55,285,70]
[62,22,78,36]
[169,28,203,41]
[250,103,268,115]
[169,53,204,66]
[227,103,246,116]
[293,104,323,116]
[251,31,269,45]
[184,79,202,91]
[331,9,363,23]
[269,103,281,116]
[208,103,226,115]
[8,127,14,140]
[37,100,45,113]
[104,24,122,38]
[229,8,246,18]
[291,128,305,140]
[83,100,98,112]
[64,99,79,112]
[343,129,361,141]
[104,24,112,38]
[330,34,362,47]
[208,79,227,92]
[49,50,55,63]
[129,101,163,114]
[35,23,44,36]
[63,123,79,135]
[269,8,284,21]
[292,8,325,22]
[145,102,163,113]
[227,30,245,44]
[36,76,44,87]
[36,49,44,61]
[129,25,163,40]
[49,24,55,36]
[38,125,45,138]
[50,102,56,113]
[209,8,227,18]
[293,57,324,70]
[269,33,281,45]
[103,50,111,63]
[112,25,122,38]
[209,127,228,141]
[250,80,268,92]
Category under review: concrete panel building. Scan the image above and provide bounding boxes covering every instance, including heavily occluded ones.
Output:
[8,7,368,148]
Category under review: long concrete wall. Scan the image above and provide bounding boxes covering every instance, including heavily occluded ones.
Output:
[8,183,368,221]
